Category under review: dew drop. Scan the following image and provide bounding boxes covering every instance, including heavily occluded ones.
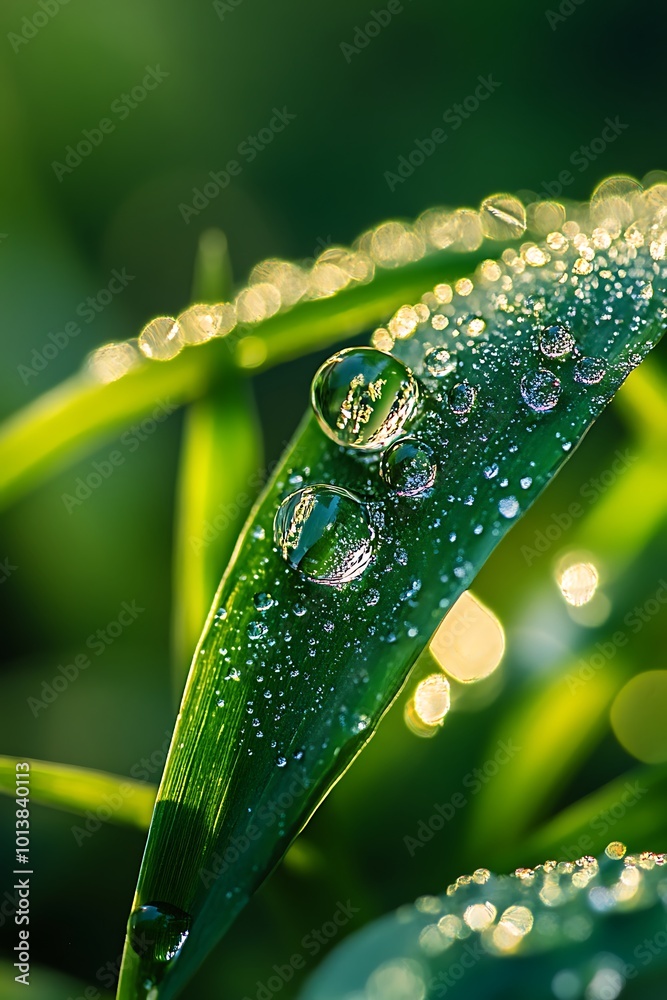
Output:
[253,592,274,611]
[483,464,499,480]
[573,356,607,385]
[520,369,561,411]
[424,346,456,377]
[311,347,419,451]
[539,323,575,359]
[247,621,268,639]
[448,381,478,416]
[498,496,520,519]
[276,756,287,768]
[177,303,225,345]
[380,437,436,497]
[128,901,191,964]
[274,485,375,585]
[138,317,184,361]
[352,713,370,733]
[480,194,527,240]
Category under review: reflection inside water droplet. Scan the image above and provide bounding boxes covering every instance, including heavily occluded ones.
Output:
[274,485,375,585]
[128,901,191,964]
[253,592,274,611]
[424,346,456,377]
[520,369,561,411]
[448,381,477,416]
[311,347,419,450]
[539,323,575,359]
[380,437,436,497]
[573,356,607,384]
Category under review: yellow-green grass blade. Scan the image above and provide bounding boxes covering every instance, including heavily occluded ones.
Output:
[0,756,156,828]
[171,379,263,682]
[0,248,497,513]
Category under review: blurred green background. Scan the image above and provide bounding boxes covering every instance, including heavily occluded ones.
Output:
[1,0,667,996]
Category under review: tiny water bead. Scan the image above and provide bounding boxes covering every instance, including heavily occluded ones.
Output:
[574,356,607,384]
[448,381,477,416]
[380,437,436,497]
[520,369,561,412]
[128,901,191,963]
[424,346,456,377]
[311,347,419,451]
[274,485,375,585]
[539,323,575,359]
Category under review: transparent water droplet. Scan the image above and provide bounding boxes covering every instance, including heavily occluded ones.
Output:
[498,496,520,519]
[274,485,375,585]
[352,713,370,733]
[520,369,561,411]
[276,756,287,768]
[480,194,526,240]
[311,347,419,451]
[177,303,226,345]
[253,592,274,611]
[483,464,499,480]
[424,346,456,377]
[573,356,607,385]
[293,603,307,617]
[247,621,268,639]
[380,437,436,497]
[448,381,478,416]
[251,525,266,541]
[539,323,575,359]
[138,317,184,361]
[365,588,380,606]
[128,901,191,964]
[520,476,533,489]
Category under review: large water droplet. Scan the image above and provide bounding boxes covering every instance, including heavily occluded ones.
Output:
[448,381,477,416]
[311,347,419,451]
[573,356,606,385]
[498,496,520,519]
[520,369,561,411]
[138,317,184,361]
[274,485,375,585]
[539,323,575,359]
[480,194,526,240]
[128,901,191,964]
[253,592,274,611]
[380,437,436,497]
[424,346,456,377]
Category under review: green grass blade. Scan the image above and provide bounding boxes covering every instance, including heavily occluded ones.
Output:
[190,228,234,305]
[0,352,216,511]
[0,248,494,513]
[298,849,667,1000]
[522,764,667,863]
[171,379,263,681]
[0,756,156,828]
[116,186,667,1000]
[462,664,621,856]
